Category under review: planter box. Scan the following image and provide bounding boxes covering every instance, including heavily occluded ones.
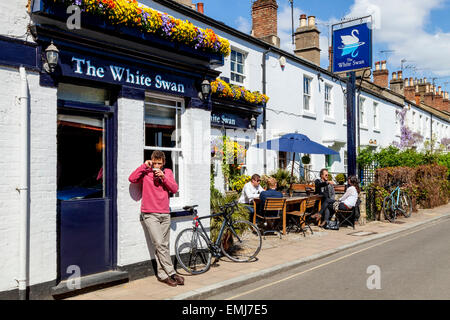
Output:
[32,0,224,65]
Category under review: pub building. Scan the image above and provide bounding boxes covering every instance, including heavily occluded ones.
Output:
[210,78,264,192]
[0,0,232,299]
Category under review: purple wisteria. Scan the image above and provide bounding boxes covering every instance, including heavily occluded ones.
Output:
[392,108,423,149]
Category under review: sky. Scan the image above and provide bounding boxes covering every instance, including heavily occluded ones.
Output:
[197,0,450,92]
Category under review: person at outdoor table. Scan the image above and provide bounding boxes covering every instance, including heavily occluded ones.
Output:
[319,175,360,227]
[313,168,335,224]
[328,175,360,218]
[259,177,283,217]
[239,174,264,220]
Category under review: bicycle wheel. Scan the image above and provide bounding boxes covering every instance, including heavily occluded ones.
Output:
[399,192,412,218]
[383,196,396,222]
[220,220,262,262]
[175,228,212,275]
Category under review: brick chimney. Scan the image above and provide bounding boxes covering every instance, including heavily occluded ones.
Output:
[294,14,321,65]
[251,0,280,47]
[328,46,333,72]
[196,2,204,14]
[423,83,434,107]
[404,77,416,102]
[415,84,421,105]
[443,92,450,112]
[390,70,403,94]
[373,60,389,88]
[434,87,443,111]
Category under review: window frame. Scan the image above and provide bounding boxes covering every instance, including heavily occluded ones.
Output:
[143,93,185,205]
[373,102,379,131]
[359,97,367,128]
[303,75,313,114]
[230,48,247,85]
[324,84,333,118]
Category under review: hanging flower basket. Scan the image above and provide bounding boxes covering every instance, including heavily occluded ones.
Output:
[35,0,231,58]
[211,78,269,106]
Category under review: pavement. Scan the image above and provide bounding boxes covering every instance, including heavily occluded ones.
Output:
[68,202,450,300]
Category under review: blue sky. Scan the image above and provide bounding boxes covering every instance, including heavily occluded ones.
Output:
[198,0,450,92]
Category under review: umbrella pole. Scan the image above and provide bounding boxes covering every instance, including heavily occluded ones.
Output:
[289,153,295,194]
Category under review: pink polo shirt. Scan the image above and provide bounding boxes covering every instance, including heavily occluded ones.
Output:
[128,164,179,214]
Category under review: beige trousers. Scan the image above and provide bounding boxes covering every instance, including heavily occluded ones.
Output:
[142,212,176,280]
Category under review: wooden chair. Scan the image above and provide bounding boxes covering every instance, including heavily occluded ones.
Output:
[304,195,322,226]
[254,198,286,239]
[335,198,361,229]
[286,198,311,237]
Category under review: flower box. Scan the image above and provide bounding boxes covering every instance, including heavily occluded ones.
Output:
[32,0,227,64]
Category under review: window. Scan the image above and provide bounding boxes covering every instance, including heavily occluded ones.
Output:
[344,151,348,174]
[230,49,245,84]
[324,84,332,117]
[343,93,347,123]
[303,76,312,111]
[373,102,379,129]
[419,115,423,135]
[144,95,183,198]
[278,151,288,170]
[359,97,366,126]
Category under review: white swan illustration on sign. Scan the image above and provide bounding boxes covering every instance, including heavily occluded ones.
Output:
[338,29,365,58]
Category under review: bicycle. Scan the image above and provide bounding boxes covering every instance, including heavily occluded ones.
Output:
[382,183,412,222]
[174,201,262,275]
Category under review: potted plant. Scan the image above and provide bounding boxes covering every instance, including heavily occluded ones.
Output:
[336,173,346,185]
[301,154,311,165]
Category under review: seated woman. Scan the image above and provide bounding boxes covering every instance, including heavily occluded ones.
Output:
[319,175,360,227]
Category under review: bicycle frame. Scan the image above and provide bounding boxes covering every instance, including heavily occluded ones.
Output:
[388,186,404,214]
[192,210,242,254]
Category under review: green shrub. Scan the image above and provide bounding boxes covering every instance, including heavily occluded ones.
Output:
[335,173,346,185]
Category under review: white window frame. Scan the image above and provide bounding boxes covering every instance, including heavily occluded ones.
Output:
[373,102,379,131]
[230,48,247,85]
[143,93,185,206]
[343,93,347,125]
[324,84,333,119]
[303,75,314,115]
[359,97,367,128]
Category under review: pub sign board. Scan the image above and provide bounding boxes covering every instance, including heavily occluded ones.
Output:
[332,22,372,73]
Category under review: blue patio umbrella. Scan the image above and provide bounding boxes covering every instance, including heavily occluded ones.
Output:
[254,133,338,183]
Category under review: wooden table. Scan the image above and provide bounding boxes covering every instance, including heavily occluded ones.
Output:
[253,194,323,235]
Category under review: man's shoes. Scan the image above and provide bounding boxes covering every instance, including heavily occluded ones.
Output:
[171,274,185,286]
[159,276,177,287]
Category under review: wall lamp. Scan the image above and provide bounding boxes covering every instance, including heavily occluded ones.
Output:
[199,79,211,101]
[249,115,257,129]
[43,41,59,73]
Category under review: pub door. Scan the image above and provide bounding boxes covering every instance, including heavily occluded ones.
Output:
[57,105,115,281]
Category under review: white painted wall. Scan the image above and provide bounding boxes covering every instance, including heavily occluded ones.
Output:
[0,67,57,292]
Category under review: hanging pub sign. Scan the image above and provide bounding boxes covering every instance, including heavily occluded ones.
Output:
[332,20,372,73]
[58,50,196,97]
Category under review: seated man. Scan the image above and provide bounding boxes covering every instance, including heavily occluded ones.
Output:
[259,177,283,217]
[313,168,335,227]
[239,174,264,221]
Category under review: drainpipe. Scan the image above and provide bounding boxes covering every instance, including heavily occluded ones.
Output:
[262,48,271,175]
[17,66,29,300]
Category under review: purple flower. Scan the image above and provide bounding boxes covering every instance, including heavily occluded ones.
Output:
[74,0,82,5]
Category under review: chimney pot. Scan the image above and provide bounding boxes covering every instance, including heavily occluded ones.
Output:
[381,60,387,70]
[397,70,402,79]
[196,2,204,14]
[409,77,413,86]
[438,86,442,94]
[300,14,307,27]
[375,61,380,71]
[308,16,316,27]
[426,84,430,93]
[392,72,397,80]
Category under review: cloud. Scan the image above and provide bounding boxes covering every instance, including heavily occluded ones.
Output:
[345,0,450,77]
[235,16,251,34]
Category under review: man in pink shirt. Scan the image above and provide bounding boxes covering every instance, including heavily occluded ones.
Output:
[129,150,184,287]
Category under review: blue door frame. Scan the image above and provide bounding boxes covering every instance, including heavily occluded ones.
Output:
[57,99,117,281]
